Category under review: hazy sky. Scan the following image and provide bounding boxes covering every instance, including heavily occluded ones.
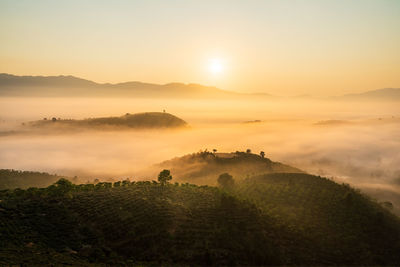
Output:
[1,0,399,96]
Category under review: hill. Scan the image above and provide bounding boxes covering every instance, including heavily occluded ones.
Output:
[0,179,282,266]
[0,73,238,98]
[25,112,188,131]
[0,169,66,190]
[1,174,400,265]
[152,151,303,185]
[233,172,400,264]
[335,88,400,101]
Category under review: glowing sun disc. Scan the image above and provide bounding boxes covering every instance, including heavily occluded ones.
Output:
[209,59,223,74]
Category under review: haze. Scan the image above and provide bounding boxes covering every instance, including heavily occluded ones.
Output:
[0,95,399,212]
[1,0,400,96]
[2,1,400,265]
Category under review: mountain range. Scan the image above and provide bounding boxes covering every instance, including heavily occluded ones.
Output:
[0,73,399,100]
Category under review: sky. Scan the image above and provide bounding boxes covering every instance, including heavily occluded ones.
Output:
[0,0,399,96]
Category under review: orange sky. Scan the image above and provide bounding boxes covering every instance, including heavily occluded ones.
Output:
[0,0,399,96]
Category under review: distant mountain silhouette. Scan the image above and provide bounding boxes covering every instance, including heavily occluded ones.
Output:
[0,73,239,98]
[1,73,398,100]
[334,88,400,101]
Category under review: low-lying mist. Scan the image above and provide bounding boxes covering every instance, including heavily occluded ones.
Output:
[0,96,399,212]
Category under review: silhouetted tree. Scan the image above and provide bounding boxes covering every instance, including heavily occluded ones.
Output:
[52,117,57,122]
[158,169,172,186]
[122,179,131,187]
[260,151,265,158]
[213,149,217,153]
[218,173,234,189]
[49,178,74,195]
[246,149,251,153]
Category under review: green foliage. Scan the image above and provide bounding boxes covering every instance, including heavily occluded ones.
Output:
[0,180,280,266]
[217,173,234,189]
[1,171,400,265]
[233,172,400,265]
[158,169,172,185]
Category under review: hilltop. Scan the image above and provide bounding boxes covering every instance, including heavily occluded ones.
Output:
[153,150,303,185]
[25,112,188,131]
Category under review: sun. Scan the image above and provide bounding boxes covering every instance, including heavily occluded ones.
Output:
[208,58,224,75]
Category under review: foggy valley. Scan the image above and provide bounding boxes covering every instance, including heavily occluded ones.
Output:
[1,95,399,214]
[2,1,400,265]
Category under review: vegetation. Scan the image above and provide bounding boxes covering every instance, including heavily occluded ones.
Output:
[2,153,400,265]
[233,172,400,265]
[0,169,66,190]
[156,150,303,185]
[158,169,172,185]
[0,178,281,266]
[26,112,188,130]
[217,173,234,189]
[1,170,400,265]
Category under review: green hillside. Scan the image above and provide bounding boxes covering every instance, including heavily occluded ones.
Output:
[0,179,281,266]
[1,172,400,265]
[27,112,188,130]
[233,172,400,265]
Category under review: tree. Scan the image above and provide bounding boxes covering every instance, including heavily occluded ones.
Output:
[260,151,265,158]
[218,173,234,189]
[158,169,172,185]
[246,149,251,154]
[213,149,217,153]
[48,178,74,196]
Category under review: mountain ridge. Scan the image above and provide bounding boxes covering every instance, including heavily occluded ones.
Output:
[0,73,235,98]
[0,73,399,100]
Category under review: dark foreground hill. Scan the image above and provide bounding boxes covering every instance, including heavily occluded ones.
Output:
[0,180,281,266]
[234,173,400,265]
[0,169,66,190]
[25,112,187,131]
[153,151,303,185]
[1,173,400,265]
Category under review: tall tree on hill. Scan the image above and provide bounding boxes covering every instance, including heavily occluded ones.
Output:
[158,169,172,186]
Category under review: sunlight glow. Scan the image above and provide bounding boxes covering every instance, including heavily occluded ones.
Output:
[208,59,223,75]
